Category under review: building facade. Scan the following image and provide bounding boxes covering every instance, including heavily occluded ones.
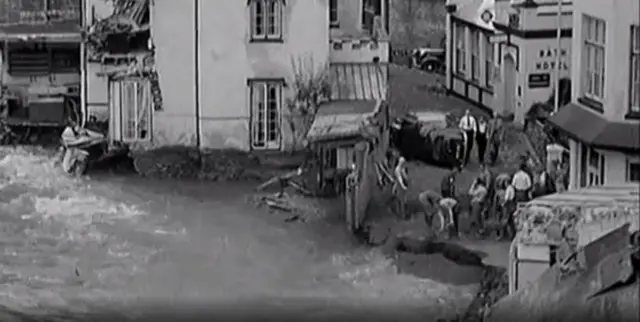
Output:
[548,0,640,188]
[0,0,82,128]
[84,0,389,151]
[445,0,573,124]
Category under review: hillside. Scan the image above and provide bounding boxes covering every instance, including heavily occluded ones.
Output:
[389,0,447,63]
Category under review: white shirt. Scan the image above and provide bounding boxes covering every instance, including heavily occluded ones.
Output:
[504,185,515,202]
[459,115,477,132]
[477,121,487,134]
[512,170,532,191]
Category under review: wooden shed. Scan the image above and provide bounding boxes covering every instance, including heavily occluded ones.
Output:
[508,184,639,294]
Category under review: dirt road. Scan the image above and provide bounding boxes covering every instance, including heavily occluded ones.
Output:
[0,147,477,321]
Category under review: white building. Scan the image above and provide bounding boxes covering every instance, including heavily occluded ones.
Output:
[547,0,640,187]
[445,0,574,124]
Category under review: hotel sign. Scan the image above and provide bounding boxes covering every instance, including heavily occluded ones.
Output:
[533,47,570,72]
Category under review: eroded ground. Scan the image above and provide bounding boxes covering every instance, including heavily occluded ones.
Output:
[0,147,478,321]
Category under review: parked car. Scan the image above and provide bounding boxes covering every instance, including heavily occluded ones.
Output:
[391,112,466,168]
[411,48,446,74]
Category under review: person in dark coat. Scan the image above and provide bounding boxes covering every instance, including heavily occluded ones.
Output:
[487,112,503,166]
[440,166,460,234]
[476,116,489,164]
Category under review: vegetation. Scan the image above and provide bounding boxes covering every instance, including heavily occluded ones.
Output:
[390,0,446,64]
[285,55,331,152]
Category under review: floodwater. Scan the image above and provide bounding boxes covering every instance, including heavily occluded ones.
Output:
[0,147,475,320]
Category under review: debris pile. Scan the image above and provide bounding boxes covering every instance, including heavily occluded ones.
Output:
[249,192,336,223]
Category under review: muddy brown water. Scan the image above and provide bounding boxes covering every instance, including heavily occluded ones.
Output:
[0,147,480,321]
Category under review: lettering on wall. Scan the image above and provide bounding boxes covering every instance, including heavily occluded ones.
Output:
[533,48,569,71]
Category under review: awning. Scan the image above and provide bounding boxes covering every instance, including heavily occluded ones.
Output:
[547,103,640,152]
[0,22,81,41]
[329,63,387,101]
[306,100,379,143]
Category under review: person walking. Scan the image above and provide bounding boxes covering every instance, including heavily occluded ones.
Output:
[476,116,489,164]
[487,112,503,166]
[512,164,533,203]
[458,109,477,167]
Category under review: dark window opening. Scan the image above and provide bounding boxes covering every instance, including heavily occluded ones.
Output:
[6,42,80,76]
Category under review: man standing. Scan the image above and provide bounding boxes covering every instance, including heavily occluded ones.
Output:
[393,157,409,219]
[476,116,489,164]
[512,164,533,203]
[458,109,477,167]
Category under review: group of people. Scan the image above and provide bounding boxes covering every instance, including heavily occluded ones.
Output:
[458,109,503,168]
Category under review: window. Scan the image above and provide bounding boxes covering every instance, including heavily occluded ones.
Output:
[582,15,606,101]
[454,23,465,74]
[7,43,80,76]
[580,144,605,187]
[362,0,381,33]
[630,25,640,114]
[626,156,640,182]
[110,79,152,142]
[470,30,479,81]
[484,33,494,88]
[329,0,338,27]
[250,0,282,41]
[250,81,282,150]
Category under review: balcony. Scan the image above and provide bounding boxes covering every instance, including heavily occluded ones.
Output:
[330,15,389,64]
[0,0,81,26]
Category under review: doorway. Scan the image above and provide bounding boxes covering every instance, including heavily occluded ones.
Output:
[503,54,516,116]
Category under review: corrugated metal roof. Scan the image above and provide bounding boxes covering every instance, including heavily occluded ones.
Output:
[329,63,387,101]
[306,100,379,142]
[527,185,640,206]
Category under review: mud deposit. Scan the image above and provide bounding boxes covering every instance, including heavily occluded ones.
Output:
[1,146,478,321]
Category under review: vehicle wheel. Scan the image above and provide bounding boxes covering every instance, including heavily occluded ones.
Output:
[422,62,435,72]
[73,159,89,176]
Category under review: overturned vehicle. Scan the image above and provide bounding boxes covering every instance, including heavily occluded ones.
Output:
[391,112,466,169]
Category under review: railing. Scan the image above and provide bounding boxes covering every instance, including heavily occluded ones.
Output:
[0,0,81,26]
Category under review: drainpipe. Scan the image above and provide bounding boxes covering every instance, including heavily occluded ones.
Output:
[194,0,201,148]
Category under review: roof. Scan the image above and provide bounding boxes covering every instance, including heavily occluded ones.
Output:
[528,184,640,207]
[514,185,639,246]
[489,227,639,322]
[547,102,640,152]
[329,63,387,101]
[306,63,388,143]
[0,22,81,41]
[306,100,379,143]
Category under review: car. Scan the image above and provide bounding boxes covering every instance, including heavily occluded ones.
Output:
[390,112,466,169]
[411,48,446,74]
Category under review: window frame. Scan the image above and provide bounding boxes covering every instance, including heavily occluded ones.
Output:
[581,15,606,103]
[115,78,152,143]
[454,23,466,75]
[580,145,605,187]
[249,80,283,150]
[470,29,480,82]
[329,0,339,28]
[626,155,640,182]
[249,0,283,42]
[629,25,640,116]
[483,33,494,88]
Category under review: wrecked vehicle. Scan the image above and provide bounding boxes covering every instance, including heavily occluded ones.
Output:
[391,111,466,168]
[57,125,128,176]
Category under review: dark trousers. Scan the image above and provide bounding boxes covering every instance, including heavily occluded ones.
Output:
[471,201,484,230]
[476,134,487,164]
[464,130,474,166]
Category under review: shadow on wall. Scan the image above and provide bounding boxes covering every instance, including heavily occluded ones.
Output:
[526,77,572,121]
[390,0,446,64]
